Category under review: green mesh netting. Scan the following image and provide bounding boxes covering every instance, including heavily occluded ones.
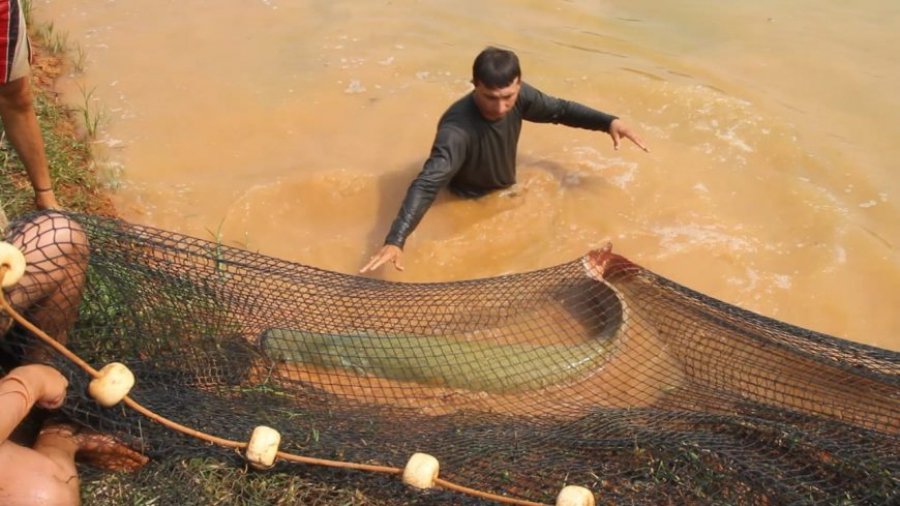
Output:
[3,211,898,505]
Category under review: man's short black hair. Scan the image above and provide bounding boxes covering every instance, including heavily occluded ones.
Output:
[472,47,521,89]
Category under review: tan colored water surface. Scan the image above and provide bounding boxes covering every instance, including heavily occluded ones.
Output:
[33,0,900,350]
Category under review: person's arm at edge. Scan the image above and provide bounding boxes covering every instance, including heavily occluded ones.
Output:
[0,364,68,443]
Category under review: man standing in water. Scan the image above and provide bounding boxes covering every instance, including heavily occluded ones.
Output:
[360,47,648,274]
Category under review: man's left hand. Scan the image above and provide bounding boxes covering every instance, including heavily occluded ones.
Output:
[609,119,650,152]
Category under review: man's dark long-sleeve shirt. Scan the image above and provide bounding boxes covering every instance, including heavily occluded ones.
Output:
[384,82,617,248]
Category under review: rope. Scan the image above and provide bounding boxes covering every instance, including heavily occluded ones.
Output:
[0,264,551,506]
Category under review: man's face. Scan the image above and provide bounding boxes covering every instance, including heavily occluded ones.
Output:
[472,78,521,121]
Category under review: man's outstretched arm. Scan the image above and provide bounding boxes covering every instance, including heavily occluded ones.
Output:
[360,129,466,274]
[359,174,438,274]
[519,83,650,153]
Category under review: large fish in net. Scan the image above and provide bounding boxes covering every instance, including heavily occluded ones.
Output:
[1,211,897,505]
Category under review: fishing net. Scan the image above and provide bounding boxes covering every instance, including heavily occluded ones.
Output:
[1,210,897,505]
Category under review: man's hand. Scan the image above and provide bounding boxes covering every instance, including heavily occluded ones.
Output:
[360,244,404,274]
[608,119,650,152]
[34,189,61,210]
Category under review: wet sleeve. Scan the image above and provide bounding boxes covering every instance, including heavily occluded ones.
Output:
[519,82,618,132]
[384,126,469,248]
[0,372,35,443]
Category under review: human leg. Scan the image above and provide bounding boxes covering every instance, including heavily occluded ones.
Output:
[3,211,88,347]
[0,1,59,209]
[0,76,51,188]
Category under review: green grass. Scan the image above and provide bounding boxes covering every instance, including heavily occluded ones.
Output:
[73,82,104,140]
[31,20,68,55]
[79,457,421,506]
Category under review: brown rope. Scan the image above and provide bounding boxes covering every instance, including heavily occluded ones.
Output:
[0,264,552,506]
[436,478,548,506]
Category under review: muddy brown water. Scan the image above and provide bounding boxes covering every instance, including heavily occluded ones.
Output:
[34,0,900,351]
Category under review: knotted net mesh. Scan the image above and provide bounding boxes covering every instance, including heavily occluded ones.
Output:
[2,211,897,505]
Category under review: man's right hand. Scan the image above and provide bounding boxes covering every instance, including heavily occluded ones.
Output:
[360,244,404,274]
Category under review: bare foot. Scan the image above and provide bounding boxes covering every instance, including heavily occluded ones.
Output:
[75,430,149,472]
